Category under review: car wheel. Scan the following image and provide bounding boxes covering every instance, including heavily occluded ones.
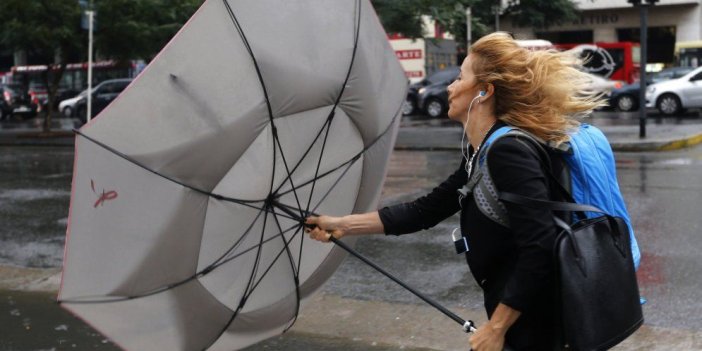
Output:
[402,97,416,116]
[62,106,73,118]
[425,98,445,118]
[615,94,637,112]
[656,94,681,116]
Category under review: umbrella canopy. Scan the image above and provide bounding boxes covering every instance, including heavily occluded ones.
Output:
[57,0,407,350]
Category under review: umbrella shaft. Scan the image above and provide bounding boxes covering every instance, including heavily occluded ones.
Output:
[329,236,475,333]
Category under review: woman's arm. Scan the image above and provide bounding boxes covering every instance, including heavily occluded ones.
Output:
[469,303,521,351]
[308,157,468,241]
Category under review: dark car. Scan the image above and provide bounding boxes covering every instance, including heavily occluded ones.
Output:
[74,78,133,122]
[610,66,694,112]
[0,83,38,120]
[404,66,460,118]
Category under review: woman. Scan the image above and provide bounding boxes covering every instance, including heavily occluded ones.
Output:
[306,32,604,351]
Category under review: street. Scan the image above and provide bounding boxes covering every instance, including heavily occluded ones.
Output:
[1,116,701,349]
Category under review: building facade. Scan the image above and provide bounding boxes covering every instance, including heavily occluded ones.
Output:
[502,0,701,65]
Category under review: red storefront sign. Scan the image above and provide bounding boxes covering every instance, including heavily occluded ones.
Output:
[395,50,423,60]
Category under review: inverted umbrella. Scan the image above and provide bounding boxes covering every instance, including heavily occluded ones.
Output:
[58,0,410,350]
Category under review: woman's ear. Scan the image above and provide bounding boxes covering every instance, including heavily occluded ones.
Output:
[485,83,495,99]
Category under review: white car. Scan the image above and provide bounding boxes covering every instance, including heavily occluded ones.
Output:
[59,89,88,117]
[583,73,623,97]
[645,66,702,115]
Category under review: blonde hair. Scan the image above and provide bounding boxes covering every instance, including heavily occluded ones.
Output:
[469,32,606,144]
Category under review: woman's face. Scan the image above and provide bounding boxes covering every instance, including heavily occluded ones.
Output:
[447,55,481,122]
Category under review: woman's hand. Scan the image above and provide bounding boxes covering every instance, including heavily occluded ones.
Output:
[468,322,506,351]
[469,303,520,351]
[305,215,347,242]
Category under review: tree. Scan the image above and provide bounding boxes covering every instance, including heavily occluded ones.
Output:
[372,0,580,53]
[0,0,85,132]
[0,0,203,132]
[94,0,204,62]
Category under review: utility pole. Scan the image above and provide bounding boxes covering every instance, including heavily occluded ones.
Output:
[629,0,658,139]
[466,7,472,51]
[87,9,94,123]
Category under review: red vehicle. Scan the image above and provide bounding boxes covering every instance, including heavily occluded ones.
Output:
[554,42,641,84]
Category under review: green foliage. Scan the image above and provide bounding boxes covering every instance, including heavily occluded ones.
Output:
[94,0,203,62]
[0,0,202,130]
[372,0,579,49]
[503,0,580,30]
[0,0,84,63]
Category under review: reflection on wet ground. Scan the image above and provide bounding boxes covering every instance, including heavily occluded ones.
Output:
[1,142,702,348]
[0,147,73,268]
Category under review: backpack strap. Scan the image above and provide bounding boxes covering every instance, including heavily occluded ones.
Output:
[467,126,582,228]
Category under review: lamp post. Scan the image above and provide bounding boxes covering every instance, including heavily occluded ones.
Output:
[466,7,472,51]
[628,0,658,139]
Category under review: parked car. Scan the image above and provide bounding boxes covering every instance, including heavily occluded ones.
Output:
[645,66,702,115]
[28,83,49,113]
[59,89,88,117]
[0,83,38,120]
[410,66,460,118]
[73,78,133,122]
[582,72,623,96]
[610,66,694,112]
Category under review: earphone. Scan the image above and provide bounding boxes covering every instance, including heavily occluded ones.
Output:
[460,90,487,164]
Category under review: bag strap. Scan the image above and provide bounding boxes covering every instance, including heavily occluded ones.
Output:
[499,192,605,215]
[495,130,593,221]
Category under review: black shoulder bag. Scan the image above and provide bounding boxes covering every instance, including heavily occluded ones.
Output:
[499,140,643,351]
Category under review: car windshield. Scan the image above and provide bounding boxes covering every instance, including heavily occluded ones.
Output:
[651,67,694,82]
[425,68,459,85]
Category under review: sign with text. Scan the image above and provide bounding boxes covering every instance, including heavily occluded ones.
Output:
[395,49,423,60]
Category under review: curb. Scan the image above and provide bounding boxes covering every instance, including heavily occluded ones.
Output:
[609,132,702,152]
[394,128,702,153]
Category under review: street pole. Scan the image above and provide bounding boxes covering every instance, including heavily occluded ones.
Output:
[466,7,472,51]
[87,9,94,123]
[638,4,648,138]
[494,5,500,31]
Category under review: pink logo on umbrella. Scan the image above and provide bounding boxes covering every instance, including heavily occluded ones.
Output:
[91,179,118,208]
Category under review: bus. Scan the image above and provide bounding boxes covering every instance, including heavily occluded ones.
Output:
[554,42,641,84]
[5,60,141,110]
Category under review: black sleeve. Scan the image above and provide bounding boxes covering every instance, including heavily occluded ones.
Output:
[379,158,466,235]
[487,137,558,312]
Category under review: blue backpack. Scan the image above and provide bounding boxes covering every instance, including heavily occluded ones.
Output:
[469,124,641,269]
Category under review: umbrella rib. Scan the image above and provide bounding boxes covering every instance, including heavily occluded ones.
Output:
[208,222,299,270]
[301,0,361,216]
[272,0,361,198]
[269,208,304,330]
[58,204,269,304]
[222,0,308,220]
[277,87,405,199]
[242,226,302,301]
[71,131,302,220]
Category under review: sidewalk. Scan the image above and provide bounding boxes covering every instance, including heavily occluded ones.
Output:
[395,116,702,152]
[2,114,702,151]
[0,117,77,146]
[2,266,699,351]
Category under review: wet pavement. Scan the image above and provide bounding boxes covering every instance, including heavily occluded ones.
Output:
[1,120,702,349]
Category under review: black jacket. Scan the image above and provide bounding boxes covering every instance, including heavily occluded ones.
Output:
[379,123,565,350]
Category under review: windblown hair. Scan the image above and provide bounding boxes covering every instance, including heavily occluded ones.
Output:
[469,32,607,144]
